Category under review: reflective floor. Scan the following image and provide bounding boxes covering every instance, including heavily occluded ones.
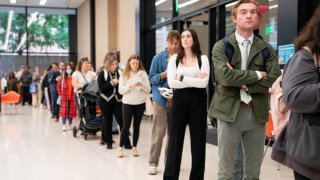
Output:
[0,105,294,180]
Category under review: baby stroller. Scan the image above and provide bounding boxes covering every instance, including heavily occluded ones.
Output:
[73,88,102,140]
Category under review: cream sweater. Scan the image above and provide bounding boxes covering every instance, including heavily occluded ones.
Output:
[119,70,151,105]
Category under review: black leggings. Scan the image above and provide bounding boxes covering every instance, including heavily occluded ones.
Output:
[98,97,131,146]
[119,103,145,147]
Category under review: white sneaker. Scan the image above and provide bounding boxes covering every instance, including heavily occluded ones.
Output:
[67,124,72,130]
[117,147,124,158]
[148,166,157,175]
[62,125,66,131]
[132,147,139,157]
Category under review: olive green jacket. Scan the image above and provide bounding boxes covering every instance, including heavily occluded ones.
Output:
[208,33,281,123]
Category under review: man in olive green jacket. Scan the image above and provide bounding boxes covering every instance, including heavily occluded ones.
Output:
[208,0,281,179]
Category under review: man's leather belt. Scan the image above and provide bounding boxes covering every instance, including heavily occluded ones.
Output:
[240,101,253,107]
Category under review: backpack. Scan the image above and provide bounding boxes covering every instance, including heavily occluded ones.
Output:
[211,35,270,86]
[269,75,290,139]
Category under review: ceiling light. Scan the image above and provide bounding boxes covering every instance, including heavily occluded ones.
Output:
[155,0,167,6]
[178,0,200,8]
[39,0,47,5]
[269,4,278,9]
[10,0,16,4]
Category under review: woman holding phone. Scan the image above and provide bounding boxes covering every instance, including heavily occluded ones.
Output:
[117,54,151,158]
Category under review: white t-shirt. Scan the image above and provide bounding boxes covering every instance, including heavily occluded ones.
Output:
[72,70,96,92]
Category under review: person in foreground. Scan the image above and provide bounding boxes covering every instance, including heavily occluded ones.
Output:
[271,6,320,180]
[163,28,210,180]
[208,0,281,179]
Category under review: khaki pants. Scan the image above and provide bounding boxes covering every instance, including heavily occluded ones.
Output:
[217,107,266,180]
[149,103,169,167]
[32,83,42,107]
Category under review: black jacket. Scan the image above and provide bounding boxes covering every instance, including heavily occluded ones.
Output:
[97,69,122,102]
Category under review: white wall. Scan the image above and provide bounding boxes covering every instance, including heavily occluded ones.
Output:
[77,0,136,67]
[77,0,91,61]
[117,0,136,63]
[95,0,109,68]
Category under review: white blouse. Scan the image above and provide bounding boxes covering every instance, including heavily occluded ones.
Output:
[118,70,151,105]
[72,71,96,92]
[167,54,210,89]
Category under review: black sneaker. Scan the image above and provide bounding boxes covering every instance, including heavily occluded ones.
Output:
[106,144,112,149]
[98,141,106,146]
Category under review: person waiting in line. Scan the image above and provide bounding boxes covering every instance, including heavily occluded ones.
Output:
[148,30,180,175]
[271,6,320,180]
[1,73,8,94]
[19,66,32,106]
[117,54,151,158]
[96,51,120,136]
[163,28,210,180]
[233,0,270,179]
[208,0,281,179]
[31,66,42,108]
[57,63,77,131]
[71,57,96,116]
[48,63,61,122]
[6,72,18,92]
[97,52,132,149]
[40,65,52,110]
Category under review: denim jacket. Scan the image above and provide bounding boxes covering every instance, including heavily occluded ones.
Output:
[149,49,169,107]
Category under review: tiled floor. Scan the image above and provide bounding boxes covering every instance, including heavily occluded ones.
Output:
[0,105,294,180]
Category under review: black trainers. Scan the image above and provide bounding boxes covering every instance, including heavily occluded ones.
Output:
[106,144,112,149]
[98,141,106,146]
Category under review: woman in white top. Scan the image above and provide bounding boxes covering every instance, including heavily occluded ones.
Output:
[163,28,210,180]
[72,57,96,92]
[117,54,151,158]
[72,57,96,116]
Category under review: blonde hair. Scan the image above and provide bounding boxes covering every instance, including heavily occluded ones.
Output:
[122,54,145,79]
[103,52,118,71]
[231,0,258,17]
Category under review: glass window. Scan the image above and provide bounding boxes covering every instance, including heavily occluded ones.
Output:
[0,6,76,78]
[27,8,75,53]
[178,0,217,16]
[155,0,173,23]
[225,0,278,50]
[156,25,172,53]
[0,7,26,53]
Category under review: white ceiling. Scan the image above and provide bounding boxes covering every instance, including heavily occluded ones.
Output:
[0,0,86,8]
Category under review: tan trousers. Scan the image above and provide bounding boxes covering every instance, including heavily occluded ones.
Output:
[149,103,169,167]
[32,83,42,107]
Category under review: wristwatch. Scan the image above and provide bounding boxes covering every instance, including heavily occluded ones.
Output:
[179,75,184,82]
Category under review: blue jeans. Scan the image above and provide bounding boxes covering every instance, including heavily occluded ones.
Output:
[61,118,73,125]
[112,115,118,132]
[50,91,59,117]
